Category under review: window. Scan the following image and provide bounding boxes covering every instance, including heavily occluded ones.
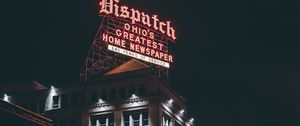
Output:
[91,91,98,103]
[123,110,148,126]
[119,87,126,100]
[133,115,139,126]
[124,115,129,126]
[109,88,116,101]
[143,112,148,126]
[91,114,114,126]
[52,95,60,109]
[70,92,78,106]
[138,85,146,97]
[163,113,171,126]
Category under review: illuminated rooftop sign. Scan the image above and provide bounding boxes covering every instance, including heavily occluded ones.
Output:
[99,0,176,40]
[99,0,176,68]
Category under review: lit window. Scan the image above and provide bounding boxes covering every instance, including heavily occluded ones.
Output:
[52,95,60,109]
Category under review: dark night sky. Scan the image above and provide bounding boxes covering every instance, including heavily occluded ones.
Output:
[1,0,300,126]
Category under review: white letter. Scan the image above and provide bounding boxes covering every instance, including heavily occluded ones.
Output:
[130,9,141,24]
[166,21,176,40]
[120,6,130,18]
[152,15,159,30]
[99,0,114,14]
[141,12,151,27]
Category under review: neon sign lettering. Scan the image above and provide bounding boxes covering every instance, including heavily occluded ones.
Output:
[102,23,174,63]
[99,0,176,40]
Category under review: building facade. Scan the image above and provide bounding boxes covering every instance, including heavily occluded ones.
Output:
[1,59,194,126]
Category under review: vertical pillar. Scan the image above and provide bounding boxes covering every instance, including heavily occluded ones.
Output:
[81,111,90,126]
[129,115,133,126]
[172,117,175,126]
[166,119,168,126]
[115,111,122,126]
[106,118,109,126]
[96,120,100,126]
[149,99,159,126]
[139,114,143,126]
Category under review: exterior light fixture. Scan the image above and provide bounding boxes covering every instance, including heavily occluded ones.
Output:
[179,109,185,114]
[189,118,194,122]
[50,86,55,91]
[168,99,173,104]
[49,85,57,95]
[185,118,194,126]
[98,99,104,104]
[131,94,137,98]
[3,94,9,102]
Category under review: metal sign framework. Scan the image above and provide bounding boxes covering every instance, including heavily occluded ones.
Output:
[79,15,171,83]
